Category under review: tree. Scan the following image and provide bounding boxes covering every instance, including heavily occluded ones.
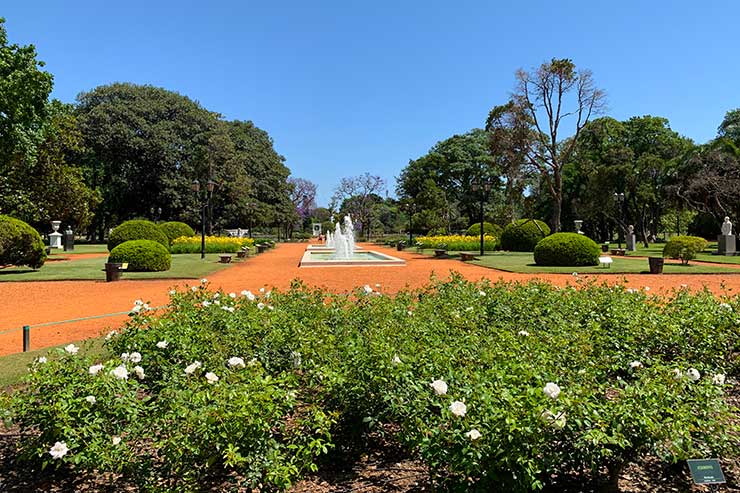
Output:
[507,58,606,232]
[718,108,740,144]
[332,173,386,238]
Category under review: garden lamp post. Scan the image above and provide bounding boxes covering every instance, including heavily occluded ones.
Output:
[472,179,493,257]
[248,202,256,238]
[613,192,625,249]
[192,178,216,259]
[407,203,415,246]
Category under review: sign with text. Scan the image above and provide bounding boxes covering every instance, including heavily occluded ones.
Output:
[687,459,725,485]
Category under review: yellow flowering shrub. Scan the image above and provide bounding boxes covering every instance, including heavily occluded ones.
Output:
[416,234,498,251]
[170,236,255,254]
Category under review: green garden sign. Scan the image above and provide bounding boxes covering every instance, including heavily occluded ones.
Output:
[687,459,725,485]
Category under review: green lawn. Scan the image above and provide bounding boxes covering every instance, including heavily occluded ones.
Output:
[0,253,238,281]
[0,337,108,388]
[47,243,109,256]
[625,242,740,264]
[412,249,740,274]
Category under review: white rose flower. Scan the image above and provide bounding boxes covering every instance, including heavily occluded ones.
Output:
[205,371,219,384]
[430,379,448,395]
[221,306,235,313]
[712,373,726,385]
[629,361,643,369]
[200,278,208,284]
[543,382,561,400]
[363,285,373,294]
[184,361,202,375]
[229,292,236,299]
[518,330,529,336]
[88,364,104,375]
[465,429,482,440]
[130,305,142,314]
[478,291,486,297]
[142,303,151,311]
[85,395,96,404]
[291,351,302,368]
[213,293,220,299]
[156,340,168,349]
[392,355,402,365]
[644,286,651,292]
[407,310,413,316]
[191,286,198,292]
[228,357,246,368]
[241,290,256,301]
[105,330,117,341]
[133,299,144,306]
[133,365,145,380]
[37,356,47,364]
[202,300,211,307]
[626,288,637,294]
[572,272,578,277]
[49,441,69,459]
[686,368,701,381]
[110,365,129,380]
[720,303,732,311]
[672,368,683,379]
[112,436,122,446]
[64,344,79,355]
[259,287,266,293]
[129,352,142,363]
[264,290,271,298]
[268,305,274,310]
[169,289,176,295]
[449,400,467,417]
[257,302,265,310]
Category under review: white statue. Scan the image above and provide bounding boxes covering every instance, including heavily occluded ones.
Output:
[721,217,732,236]
[628,225,634,235]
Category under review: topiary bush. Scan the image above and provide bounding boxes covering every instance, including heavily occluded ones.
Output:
[0,215,47,269]
[108,240,171,271]
[107,220,170,252]
[662,235,708,265]
[466,222,503,239]
[534,232,600,266]
[501,219,551,251]
[158,221,195,245]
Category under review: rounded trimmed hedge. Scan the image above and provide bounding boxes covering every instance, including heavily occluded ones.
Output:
[0,215,47,269]
[466,222,502,239]
[108,240,171,272]
[534,233,600,266]
[662,235,708,264]
[501,219,551,252]
[108,220,170,252]
[159,221,195,244]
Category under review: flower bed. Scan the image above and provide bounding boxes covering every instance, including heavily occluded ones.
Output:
[4,278,739,490]
[170,235,255,254]
[416,234,498,251]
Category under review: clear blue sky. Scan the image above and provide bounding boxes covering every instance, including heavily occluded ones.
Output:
[4,1,739,206]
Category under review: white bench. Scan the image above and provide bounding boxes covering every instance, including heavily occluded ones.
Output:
[598,256,613,268]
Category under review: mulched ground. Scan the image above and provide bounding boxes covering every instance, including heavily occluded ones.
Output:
[3,242,740,356]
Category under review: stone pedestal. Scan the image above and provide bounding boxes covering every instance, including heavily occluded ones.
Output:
[626,234,637,252]
[49,232,63,249]
[717,235,736,255]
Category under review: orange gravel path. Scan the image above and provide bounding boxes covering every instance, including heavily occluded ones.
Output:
[1,242,739,356]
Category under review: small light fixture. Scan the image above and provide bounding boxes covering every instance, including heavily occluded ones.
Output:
[207,179,216,193]
[191,179,200,192]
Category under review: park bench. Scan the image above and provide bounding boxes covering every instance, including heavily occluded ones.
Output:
[236,246,250,259]
[219,254,233,264]
[256,244,268,254]
[434,245,448,258]
[598,256,613,268]
[610,248,626,256]
[459,252,477,261]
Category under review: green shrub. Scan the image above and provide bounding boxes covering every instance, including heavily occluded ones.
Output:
[158,221,195,244]
[0,215,47,269]
[108,240,171,271]
[107,220,169,252]
[501,219,551,251]
[662,235,708,265]
[466,222,502,239]
[534,233,600,266]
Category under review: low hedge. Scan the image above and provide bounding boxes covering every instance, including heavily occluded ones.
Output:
[108,239,171,272]
[663,235,708,265]
[159,222,195,245]
[108,220,170,252]
[534,233,600,266]
[0,215,46,269]
[501,219,550,252]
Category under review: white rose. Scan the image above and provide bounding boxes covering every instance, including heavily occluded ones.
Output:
[202,300,211,307]
[37,356,47,364]
[200,278,208,284]
[112,436,122,446]
[105,330,117,341]
[85,395,96,404]
[257,302,265,310]
[465,429,481,440]
[518,330,529,336]
[184,361,202,375]
[205,372,219,384]
[363,285,373,294]
[110,365,129,380]
[291,351,302,368]
[242,290,256,301]
[392,355,402,365]
[221,306,235,313]
[88,364,104,375]
[156,340,168,349]
[133,299,144,306]
[133,366,145,380]
[478,291,486,297]
[228,357,246,368]
[169,289,176,295]
[672,368,683,379]
[543,382,561,400]
[213,293,220,299]
[64,344,79,355]
[712,373,726,385]
[259,287,266,293]
[191,286,198,292]
[430,379,448,395]
[720,303,732,311]
[686,368,701,381]
[129,352,142,364]
[229,292,236,299]
[130,305,142,314]
[49,441,69,459]
[449,401,467,417]
[629,361,643,369]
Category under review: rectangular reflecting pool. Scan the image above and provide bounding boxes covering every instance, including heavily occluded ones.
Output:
[299,249,406,267]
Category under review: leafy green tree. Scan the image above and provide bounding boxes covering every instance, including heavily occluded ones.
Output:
[718,108,740,144]
[332,173,386,238]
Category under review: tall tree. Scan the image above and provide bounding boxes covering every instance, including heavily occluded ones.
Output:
[332,173,386,238]
[507,58,606,231]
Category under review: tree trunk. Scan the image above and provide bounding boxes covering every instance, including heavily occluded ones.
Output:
[551,170,563,232]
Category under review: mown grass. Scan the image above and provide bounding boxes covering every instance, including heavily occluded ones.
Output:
[0,337,107,388]
[0,253,238,281]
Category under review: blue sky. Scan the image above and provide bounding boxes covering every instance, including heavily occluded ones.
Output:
[4,1,739,206]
